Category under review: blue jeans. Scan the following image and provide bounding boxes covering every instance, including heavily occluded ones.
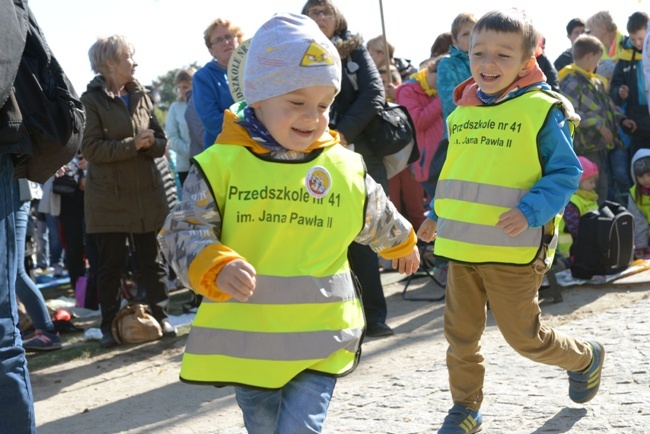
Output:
[607,147,632,204]
[13,180,54,332]
[235,371,336,434]
[0,155,36,433]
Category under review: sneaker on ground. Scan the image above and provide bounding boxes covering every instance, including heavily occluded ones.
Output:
[22,330,62,352]
[160,319,178,337]
[438,403,482,434]
[53,264,65,277]
[568,340,605,403]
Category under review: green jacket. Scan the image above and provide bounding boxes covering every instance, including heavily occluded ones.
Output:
[80,76,169,233]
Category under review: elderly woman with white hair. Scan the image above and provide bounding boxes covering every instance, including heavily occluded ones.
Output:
[80,35,176,348]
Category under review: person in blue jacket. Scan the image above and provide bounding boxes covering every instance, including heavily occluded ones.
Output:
[193,18,243,149]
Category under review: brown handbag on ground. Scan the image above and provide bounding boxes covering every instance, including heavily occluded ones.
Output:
[111,303,162,344]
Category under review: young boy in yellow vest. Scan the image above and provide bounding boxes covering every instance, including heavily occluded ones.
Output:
[158,13,419,433]
[417,9,605,433]
[558,156,600,261]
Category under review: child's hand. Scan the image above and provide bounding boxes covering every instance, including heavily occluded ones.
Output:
[391,245,420,275]
[496,208,528,237]
[417,218,437,242]
[216,259,257,302]
[618,84,629,100]
[622,118,637,133]
[598,126,614,145]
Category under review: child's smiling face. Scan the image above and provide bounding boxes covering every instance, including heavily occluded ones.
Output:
[469,29,535,97]
[250,85,337,152]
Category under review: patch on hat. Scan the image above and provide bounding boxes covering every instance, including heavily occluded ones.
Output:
[301,41,335,67]
[305,166,332,198]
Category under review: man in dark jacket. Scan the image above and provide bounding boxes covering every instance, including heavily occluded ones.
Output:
[1,1,40,433]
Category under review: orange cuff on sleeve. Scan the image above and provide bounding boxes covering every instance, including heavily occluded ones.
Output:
[378,229,418,260]
[187,244,245,302]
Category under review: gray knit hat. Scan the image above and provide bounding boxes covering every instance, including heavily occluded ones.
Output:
[243,13,341,105]
[633,156,650,177]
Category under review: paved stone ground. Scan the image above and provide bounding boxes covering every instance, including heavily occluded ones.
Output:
[32,271,650,433]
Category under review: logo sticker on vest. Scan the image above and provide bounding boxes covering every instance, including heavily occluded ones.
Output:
[305,166,332,198]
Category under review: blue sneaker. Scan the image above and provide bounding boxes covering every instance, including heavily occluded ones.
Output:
[568,340,605,403]
[438,404,482,433]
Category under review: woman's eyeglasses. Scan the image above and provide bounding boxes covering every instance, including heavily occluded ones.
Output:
[306,7,334,19]
[210,33,235,46]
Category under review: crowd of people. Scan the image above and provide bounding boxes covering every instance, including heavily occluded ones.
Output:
[5,0,650,433]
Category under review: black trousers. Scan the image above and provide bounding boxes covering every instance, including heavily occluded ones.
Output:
[95,231,169,333]
[348,241,386,324]
[59,190,86,290]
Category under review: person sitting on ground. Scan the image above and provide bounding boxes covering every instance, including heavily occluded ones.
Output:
[558,156,600,262]
[417,9,605,433]
[158,13,419,433]
[628,149,650,259]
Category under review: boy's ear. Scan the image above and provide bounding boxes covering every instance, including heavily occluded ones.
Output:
[518,56,537,77]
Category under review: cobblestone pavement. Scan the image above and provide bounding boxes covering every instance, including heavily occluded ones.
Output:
[32,275,650,434]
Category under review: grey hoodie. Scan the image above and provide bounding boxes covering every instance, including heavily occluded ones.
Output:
[628,148,650,249]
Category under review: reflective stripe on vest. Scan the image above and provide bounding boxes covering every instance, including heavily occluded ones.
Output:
[435,92,561,264]
[558,193,599,256]
[186,144,367,388]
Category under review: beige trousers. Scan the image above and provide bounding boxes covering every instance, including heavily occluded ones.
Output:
[444,253,593,410]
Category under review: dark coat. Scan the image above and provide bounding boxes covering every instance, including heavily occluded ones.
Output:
[80,76,170,234]
[0,0,30,155]
[609,40,650,137]
[330,32,387,189]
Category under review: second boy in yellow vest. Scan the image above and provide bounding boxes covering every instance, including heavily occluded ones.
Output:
[417,9,605,434]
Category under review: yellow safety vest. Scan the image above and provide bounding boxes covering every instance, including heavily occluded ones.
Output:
[630,184,650,222]
[435,91,563,265]
[558,193,599,257]
[183,144,367,388]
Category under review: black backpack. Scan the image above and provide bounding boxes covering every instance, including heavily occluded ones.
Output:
[570,201,635,279]
[11,5,85,183]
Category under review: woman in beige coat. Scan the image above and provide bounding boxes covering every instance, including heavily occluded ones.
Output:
[80,35,176,348]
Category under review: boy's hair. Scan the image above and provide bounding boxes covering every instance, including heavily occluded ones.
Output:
[627,11,649,34]
[585,11,617,34]
[430,32,452,57]
[470,9,539,58]
[572,34,604,60]
[566,18,585,36]
[367,35,395,59]
[243,13,341,106]
[378,64,401,84]
[203,18,244,50]
[451,12,477,41]
[301,0,348,37]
